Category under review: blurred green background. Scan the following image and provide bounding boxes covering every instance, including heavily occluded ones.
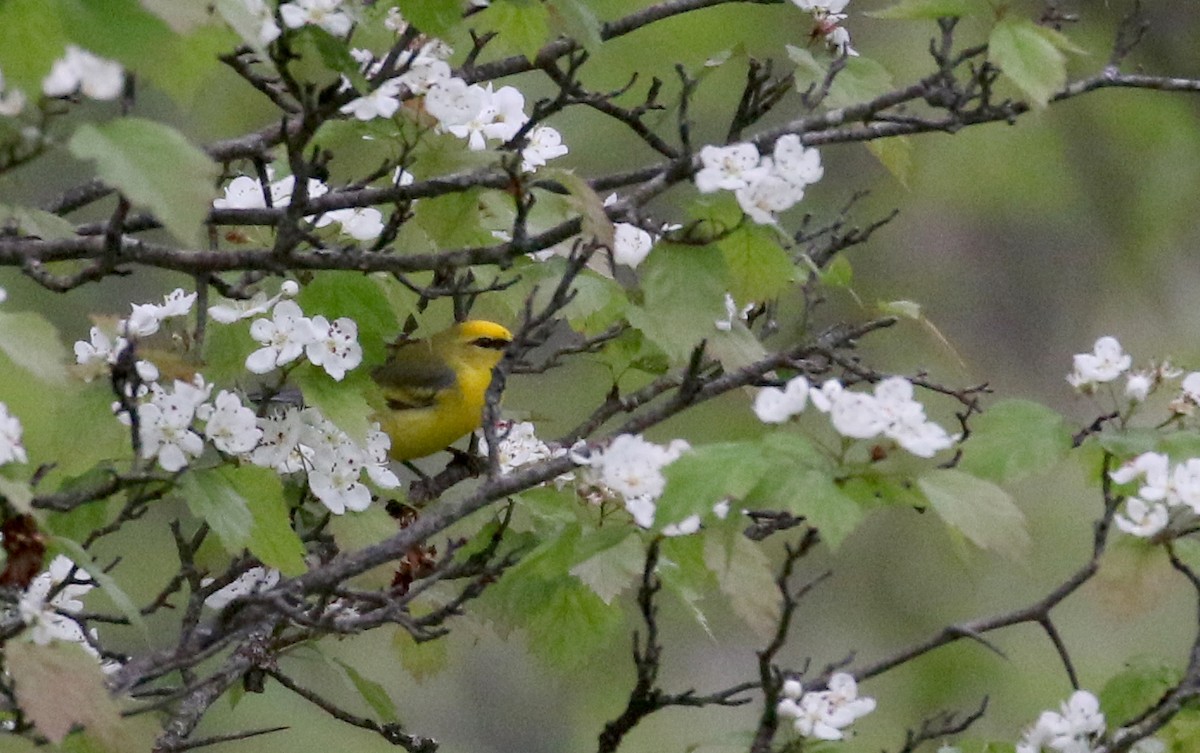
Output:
[3,1,1200,751]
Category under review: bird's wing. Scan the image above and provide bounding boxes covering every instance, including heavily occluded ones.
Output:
[371,341,457,411]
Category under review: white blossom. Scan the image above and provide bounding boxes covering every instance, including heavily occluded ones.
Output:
[753,376,810,424]
[1114,498,1169,538]
[204,391,263,455]
[1017,690,1105,753]
[0,402,27,466]
[42,46,124,100]
[305,315,363,381]
[250,407,306,473]
[279,0,352,36]
[246,300,319,374]
[1068,336,1132,390]
[19,556,95,647]
[139,381,209,471]
[521,125,569,172]
[612,223,653,268]
[340,78,402,120]
[776,672,875,741]
[241,0,281,45]
[694,143,765,193]
[425,78,487,129]
[574,434,689,528]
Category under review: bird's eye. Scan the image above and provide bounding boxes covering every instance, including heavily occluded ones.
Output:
[472,337,510,350]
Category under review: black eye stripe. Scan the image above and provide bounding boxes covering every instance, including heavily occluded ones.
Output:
[472,337,510,350]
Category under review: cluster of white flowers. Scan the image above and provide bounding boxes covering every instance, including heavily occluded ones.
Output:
[478,420,567,476]
[42,45,124,102]
[203,566,280,610]
[776,673,876,741]
[1017,689,1165,753]
[332,9,569,172]
[73,287,199,383]
[0,402,27,466]
[71,282,394,514]
[753,375,958,458]
[251,406,399,514]
[15,556,106,659]
[1017,690,1105,753]
[790,0,858,57]
[241,297,363,381]
[214,169,385,242]
[572,434,691,529]
[1067,335,1200,412]
[694,134,823,225]
[1108,451,1200,538]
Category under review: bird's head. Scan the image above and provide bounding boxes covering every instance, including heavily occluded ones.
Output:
[439,320,513,369]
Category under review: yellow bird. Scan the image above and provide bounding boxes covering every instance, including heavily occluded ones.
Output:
[371,320,513,461]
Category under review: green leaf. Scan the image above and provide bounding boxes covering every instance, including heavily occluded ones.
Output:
[547,0,603,50]
[397,0,462,39]
[569,529,643,604]
[0,310,70,385]
[827,56,893,109]
[865,136,914,187]
[785,44,825,91]
[1162,709,1200,753]
[960,399,1071,484]
[717,224,797,302]
[0,205,76,240]
[68,118,218,245]
[0,0,66,93]
[180,468,254,553]
[1099,656,1180,727]
[1156,432,1200,461]
[8,642,126,746]
[626,242,728,363]
[1096,427,1160,459]
[296,25,366,85]
[138,0,211,33]
[328,498,397,546]
[878,299,922,319]
[152,24,239,107]
[988,17,1067,108]
[562,273,627,335]
[483,0,552,62]
[704,533,779,639]
[215,0,276,53]
[708,320,768,370]
[918,469,1030,560]
[238,466,306,576]
[51,538,148,637]
[393,627,449,682]
[59,0,173,69]
[413,189,491,249]
[294,366,375,445]
[334,659,401,724]
[0,476,34,513]
[821,255,853,288]
[687,192,745,237]
[868,0,976,19]
[541,167,614,253]
[656,442,772,527]
[523,576,622,667]
[743,433,864,550]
